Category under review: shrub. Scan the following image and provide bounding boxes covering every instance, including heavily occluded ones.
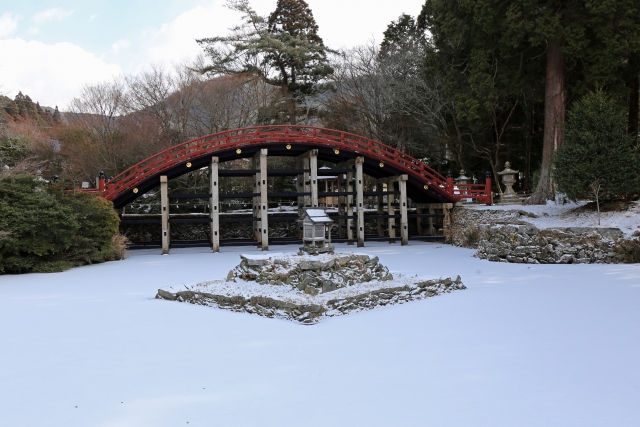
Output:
[553,92,640,224]
[0,174,125,274]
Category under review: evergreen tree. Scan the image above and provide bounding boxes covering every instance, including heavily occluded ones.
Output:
[553,92,640,224]
[197,0,333,124]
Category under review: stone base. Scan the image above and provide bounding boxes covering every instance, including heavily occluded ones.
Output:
[496,194,522,205]
[156,276,466,324]
[299,245,334,255]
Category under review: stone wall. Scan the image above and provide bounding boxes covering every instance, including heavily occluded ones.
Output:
[156,276,465,324]
[448,208,640,264]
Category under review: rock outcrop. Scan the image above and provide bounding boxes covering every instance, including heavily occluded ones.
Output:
[156,253,466,324]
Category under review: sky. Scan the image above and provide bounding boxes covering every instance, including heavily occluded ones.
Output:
[0,0,426,110]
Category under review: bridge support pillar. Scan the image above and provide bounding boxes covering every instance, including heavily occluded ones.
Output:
[309,150,318,207]
[351,157,365,247]
[257,149,269,251]
[376,179,385,237]
[387,180,396,243]
[387,175,408,245]
[399,175,408,246]
[346,169,354,245]
[428,207,435,235]
[297,150,318,209]
[160,175,170,254]
[337,163,346,239]
[209,157,219,253]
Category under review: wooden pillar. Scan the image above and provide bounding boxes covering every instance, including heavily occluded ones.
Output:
[337,167,345,238]
[428,206,435,235]
[209,157,219,253]
[355,157,365,247]
[296,157,304,218]
[252,154,261,243]
[310,149,318,207]
[399,174,408,246]
[416,207,423,236]
[303,157,310,207]
[259,149,269,251]
[160,175,170,254]
[443,203,451,236]
[376,179,385,237]
[346,170,354,245]
[387,181,396,243]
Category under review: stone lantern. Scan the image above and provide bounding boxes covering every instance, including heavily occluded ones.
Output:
[497,162,521,204]
[299,207,334,255]
[455,169,472,203]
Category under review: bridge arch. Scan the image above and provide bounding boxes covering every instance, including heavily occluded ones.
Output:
[100,126,463,209]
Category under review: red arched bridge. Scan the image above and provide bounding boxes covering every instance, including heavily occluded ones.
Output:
[88,125,492,208]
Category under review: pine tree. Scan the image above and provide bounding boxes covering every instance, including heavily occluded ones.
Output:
[197,0,333,124]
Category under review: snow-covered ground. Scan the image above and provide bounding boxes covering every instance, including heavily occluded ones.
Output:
[1,242,639,427]
[470,199,640,235]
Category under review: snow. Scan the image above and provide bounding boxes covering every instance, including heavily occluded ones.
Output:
[469,199,640,235]
[1,242,639,427]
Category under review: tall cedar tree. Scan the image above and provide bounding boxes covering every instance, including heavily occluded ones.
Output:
[553,92,640,224]
[197,0,333,124]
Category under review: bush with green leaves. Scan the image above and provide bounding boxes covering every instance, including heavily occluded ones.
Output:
[554,92,640,223]
[0,174,124,274]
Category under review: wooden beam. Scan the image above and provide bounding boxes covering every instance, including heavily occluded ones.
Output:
[160,175,170,254]
[209,157,219,253]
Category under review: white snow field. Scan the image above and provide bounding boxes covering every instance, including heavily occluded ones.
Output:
[1,242,639,427]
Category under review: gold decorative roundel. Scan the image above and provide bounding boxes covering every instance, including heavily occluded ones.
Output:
[424,184,429,190]
[236,148,242,154]
[334,149,340,154]
[133,188,139,194]
[379,162,384,168]
[186,162,192,168]
[286,144,292,150]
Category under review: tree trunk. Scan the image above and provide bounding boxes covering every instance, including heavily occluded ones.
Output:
[281,85,297,125]
[628,69,639,139]
[525,42,566,205]
[524,106,533,192]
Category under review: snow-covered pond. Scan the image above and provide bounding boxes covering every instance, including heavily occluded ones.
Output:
[1,242,639,427]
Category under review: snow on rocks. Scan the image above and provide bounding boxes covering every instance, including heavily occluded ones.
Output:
[155,252,466,324]
[449,207,640,264]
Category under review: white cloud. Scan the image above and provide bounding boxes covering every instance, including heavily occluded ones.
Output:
[137,4,239,69]
[112,39,130,54]
[0,12,20,38]
[0,38,121,108]
[90,14,98,22]
[32,8,75,24]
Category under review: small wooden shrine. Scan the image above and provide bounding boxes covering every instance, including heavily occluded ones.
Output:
[299,208,334,255]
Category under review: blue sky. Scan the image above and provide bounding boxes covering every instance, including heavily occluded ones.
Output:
[0,1,426,109]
